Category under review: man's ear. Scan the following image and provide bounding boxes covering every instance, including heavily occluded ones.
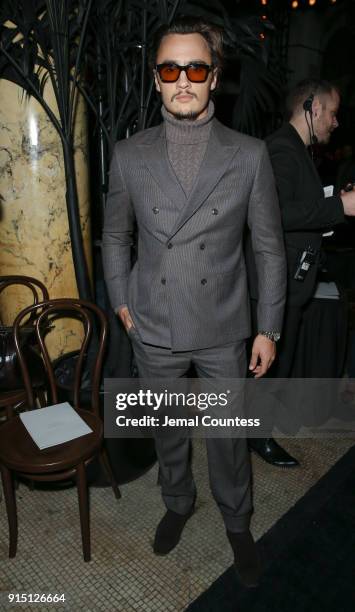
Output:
[312,96,322,119]
[154,71,161,93]
[210,68,218,92]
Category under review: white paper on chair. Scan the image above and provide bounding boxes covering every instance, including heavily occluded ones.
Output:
[19,402,93,450]
[313,281,339,300]
[323,185,334,236]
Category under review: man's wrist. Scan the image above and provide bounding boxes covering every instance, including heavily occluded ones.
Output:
[258,331,281,342]
[115,304,127,315]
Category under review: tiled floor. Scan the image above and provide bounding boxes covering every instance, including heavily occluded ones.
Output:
[0,437,354,611]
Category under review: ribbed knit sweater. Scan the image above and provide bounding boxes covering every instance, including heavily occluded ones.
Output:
[161,101,214,199]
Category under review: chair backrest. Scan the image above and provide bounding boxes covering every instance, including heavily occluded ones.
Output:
[0,275,49,326]
[13,299,108,416]
[0,276,50,392]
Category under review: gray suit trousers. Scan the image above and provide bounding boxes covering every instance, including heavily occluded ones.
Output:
[129,327,251,533]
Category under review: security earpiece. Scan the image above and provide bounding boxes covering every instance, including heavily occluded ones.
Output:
[303,93,314,113]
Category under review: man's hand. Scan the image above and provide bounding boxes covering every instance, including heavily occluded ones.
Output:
[117,305,135,333]
[249,334,276,379]
[341,186,355,216]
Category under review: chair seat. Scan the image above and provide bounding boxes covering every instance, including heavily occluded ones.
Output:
[0,410,102,473]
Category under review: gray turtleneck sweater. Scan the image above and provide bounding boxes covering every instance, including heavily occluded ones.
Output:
[161,101,214,199]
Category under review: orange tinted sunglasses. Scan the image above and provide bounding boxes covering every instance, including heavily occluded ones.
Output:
[156,62,214,83]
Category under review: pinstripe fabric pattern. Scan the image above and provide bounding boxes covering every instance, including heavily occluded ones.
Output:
[129,329,252,527]
[102,118,286,351]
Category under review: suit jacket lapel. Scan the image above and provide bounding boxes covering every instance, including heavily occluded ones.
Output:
[136,119,240,238]
[136,124,187,209]
[168,120,240,238]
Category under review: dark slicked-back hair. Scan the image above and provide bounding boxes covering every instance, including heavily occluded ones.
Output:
[149,16,224,73]
[285,78,339,119]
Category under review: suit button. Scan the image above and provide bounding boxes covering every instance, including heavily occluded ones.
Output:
[152,207,159,214]
[212,208,218,215]
[199,243,205,250]
[167,243,173,249]
[161,278,166,285]
[201,278,207,285]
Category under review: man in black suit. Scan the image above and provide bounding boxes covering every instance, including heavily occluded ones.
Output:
[248,79,355,466]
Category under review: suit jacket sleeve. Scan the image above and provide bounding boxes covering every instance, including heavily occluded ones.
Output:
[101,143,135,311]
[247,143,287,332]
[267,141,345,231]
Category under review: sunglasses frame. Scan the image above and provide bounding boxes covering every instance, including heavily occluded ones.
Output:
[155,62,214,83]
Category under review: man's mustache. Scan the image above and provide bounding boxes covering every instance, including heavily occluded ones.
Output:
[171,92,197,101]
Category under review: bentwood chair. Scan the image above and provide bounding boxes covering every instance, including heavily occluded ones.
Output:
[0,298,121,561]
[0,275,49,419]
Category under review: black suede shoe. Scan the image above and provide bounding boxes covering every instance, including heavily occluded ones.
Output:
[153,507,194,555]
[248,437,299,467]
[227,529,261,588]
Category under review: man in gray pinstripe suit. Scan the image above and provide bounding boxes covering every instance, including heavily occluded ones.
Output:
[102,17,286,587]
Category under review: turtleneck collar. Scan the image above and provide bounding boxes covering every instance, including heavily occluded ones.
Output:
[162,100,215,145]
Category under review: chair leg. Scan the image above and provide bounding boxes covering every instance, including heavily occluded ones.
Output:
[36,389,47,408]
[0,464,18,558]
[76,462,91,562]
[5,405,14,420]
[99,447,121,500]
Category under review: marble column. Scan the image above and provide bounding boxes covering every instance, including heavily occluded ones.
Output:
[0,79,92,358]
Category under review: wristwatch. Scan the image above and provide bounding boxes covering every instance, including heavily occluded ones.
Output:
[259,331,281,342]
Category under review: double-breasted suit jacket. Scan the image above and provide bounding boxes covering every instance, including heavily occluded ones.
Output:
[102,118,286,351]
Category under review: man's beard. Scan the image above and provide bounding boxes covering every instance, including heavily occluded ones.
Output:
[172,110,202,121]
[170,97,210,121]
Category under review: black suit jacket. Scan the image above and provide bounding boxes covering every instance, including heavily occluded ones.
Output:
[247,123,344,310]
